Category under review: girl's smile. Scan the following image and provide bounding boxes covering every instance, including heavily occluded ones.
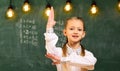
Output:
[72,35,79,38]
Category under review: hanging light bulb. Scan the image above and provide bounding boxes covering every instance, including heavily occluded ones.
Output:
[64,0,72,12]
[45,3,51,16]
[90,0,98,15]
[6,0,15,18]
[6,7,15,18]
[118,0,120,11]
[22,0,31,13]
[90,5,98,14]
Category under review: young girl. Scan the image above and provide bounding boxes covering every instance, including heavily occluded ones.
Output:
[44,7,97,71]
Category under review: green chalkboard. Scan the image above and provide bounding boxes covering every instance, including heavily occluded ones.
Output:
[0,0,120,71]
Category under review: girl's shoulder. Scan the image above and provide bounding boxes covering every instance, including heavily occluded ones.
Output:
[84,49,94,56]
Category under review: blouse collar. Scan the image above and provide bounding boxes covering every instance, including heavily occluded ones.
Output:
[66,44,81,55]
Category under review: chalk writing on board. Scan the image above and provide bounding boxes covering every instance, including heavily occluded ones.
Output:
[54,20,66,47]
[16,18,38,47]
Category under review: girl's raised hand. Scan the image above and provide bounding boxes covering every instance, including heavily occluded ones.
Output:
[47,7,56,29]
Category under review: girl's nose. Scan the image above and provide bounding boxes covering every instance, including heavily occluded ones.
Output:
[74,29,78,33]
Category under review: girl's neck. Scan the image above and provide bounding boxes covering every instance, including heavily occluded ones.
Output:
[67,42,80,49]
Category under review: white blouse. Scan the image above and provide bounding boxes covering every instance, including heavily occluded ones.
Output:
[44,28,97,71]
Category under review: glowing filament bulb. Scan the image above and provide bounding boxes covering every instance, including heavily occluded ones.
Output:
[45,7,51,16]
[64,2,72,12]
[6,8,15,18]
[118,2,120,10]
[22,2,31,12]
[90,5,98,14]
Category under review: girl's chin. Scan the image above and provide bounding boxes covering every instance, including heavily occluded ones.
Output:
[71,40,80,43]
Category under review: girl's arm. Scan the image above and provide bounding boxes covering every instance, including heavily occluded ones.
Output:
[45,49,97,70]
[44,6,57,54]
[44,7,63,58]
[69,50,97,70]
[44,29,58,54]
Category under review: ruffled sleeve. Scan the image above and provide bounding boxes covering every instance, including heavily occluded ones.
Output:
[69,50,97,66]
[44,28,63,57]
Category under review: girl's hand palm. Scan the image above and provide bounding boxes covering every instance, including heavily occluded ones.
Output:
[47,7,56,28]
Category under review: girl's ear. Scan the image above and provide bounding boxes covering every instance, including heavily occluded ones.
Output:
[63,29,66,36]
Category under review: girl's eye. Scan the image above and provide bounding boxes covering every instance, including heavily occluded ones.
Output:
[78,29,82,31]
[70,28,74,30]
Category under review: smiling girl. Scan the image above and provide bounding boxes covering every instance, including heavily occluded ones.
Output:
[44,7,97,71]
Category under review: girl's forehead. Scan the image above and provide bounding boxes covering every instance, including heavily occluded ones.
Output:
[67,19,84,27]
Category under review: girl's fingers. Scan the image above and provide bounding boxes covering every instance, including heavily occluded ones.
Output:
[45,53,54,59]
[52,61,60,65]
[48,7,53,22]
[45,53,52,58]
[48,9,52,23]
[47,7,55,25]
[46,53,60,61]
[51,7,54,21]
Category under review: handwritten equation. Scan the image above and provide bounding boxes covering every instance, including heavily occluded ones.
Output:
[16,18,38,47]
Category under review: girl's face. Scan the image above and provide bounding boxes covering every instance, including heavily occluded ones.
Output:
[63,19,85,43]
